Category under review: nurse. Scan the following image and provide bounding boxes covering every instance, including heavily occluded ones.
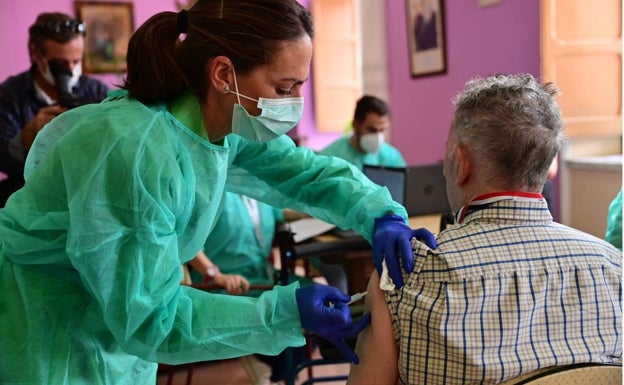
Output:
[0,1,434,384]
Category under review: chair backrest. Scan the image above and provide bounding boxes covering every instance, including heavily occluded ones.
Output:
[501,363,622,385]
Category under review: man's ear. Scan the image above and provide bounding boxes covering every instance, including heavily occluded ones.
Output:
[454,144,472,186]
[208,55,233,94]
[351,120,361,136]
[29,43,40,63]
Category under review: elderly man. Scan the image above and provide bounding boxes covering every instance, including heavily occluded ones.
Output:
[0,12,108,206]
[347,74,622,385]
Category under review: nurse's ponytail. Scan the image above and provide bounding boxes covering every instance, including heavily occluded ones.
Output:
[123,12,186,104]
[123,0,314,106]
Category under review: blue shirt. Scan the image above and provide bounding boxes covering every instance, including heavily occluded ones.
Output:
[386,197,622,384]
[0,68,108,179]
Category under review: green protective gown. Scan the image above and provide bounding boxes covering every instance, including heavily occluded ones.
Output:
[318,135,406,171]
[0,90,406,384]
[189,191,283,287]
[605,189,622,250]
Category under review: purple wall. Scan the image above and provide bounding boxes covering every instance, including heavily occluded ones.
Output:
[0,1,176,86]
[0,0,326,146]
[0,0,540,161]
[385,0,540,165]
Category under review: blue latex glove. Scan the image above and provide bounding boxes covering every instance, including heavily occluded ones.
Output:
[295,285,371,364]
[372,214,437,288]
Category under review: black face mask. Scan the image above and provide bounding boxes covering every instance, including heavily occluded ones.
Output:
[48,59,73,94]
[48,59,82,109]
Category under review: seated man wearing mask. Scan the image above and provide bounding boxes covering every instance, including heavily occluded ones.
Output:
[0,12,108,206]
[319,95,405,170]
[347,74,622,385]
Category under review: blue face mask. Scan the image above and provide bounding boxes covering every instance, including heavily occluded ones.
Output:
[228,67,304,142]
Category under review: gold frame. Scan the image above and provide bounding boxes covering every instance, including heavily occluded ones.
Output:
[405,0,447,78]
[75,1,134,73]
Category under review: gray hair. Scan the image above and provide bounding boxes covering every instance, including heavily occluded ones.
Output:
[452,74,565,191]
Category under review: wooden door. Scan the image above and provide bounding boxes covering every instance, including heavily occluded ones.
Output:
[312,0,362,133]
[541,0,622,231]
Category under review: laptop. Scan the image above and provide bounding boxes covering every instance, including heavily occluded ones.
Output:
[363,164,451,217]
[404,164,451,216]
[362,165,407,205]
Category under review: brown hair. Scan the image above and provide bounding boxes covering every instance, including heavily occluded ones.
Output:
[28,13,85,55]
[354,95,390,123]
[123,0,314,105]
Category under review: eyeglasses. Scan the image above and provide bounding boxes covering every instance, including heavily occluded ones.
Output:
[30,20,86,37]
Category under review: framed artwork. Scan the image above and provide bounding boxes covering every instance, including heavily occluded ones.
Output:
[175,0,198,10]
[75,1,134,73]
[405,0,447,77]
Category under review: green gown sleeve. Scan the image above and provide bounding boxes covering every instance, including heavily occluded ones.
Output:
[225,135,407,242]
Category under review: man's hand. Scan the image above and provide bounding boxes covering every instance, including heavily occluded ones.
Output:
[21,105,66,152]
[213,273,250,295]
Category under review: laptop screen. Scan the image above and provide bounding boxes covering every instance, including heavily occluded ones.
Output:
[362,165,407,205]
[364,164,452,217]
[405,164,451,216]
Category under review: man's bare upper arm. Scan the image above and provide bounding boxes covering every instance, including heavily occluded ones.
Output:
[347,271,399,385]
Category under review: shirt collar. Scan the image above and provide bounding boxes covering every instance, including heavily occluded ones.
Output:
[455,191,547,224]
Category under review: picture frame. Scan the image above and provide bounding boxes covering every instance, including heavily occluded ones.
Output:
[405,0,447,78]
[74,1,134,73]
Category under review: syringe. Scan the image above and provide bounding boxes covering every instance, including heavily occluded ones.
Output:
[329,291,367,308]
[346,291,367,305]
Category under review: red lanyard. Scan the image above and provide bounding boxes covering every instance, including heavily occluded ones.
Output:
[455,191,544,224]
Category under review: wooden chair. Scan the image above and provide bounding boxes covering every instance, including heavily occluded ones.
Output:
[500,363,622,385]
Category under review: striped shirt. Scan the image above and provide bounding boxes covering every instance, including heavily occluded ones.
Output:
[386,196,622,385]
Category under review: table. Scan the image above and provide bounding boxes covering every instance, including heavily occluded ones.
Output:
[283,214,443,294]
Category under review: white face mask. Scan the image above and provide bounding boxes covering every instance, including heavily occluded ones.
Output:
[40,59,82,91]
[67,63,82,89]
[228,66,304,142]
[359,132,385,153]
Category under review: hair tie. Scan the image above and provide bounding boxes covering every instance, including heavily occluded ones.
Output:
[177,10,188,34]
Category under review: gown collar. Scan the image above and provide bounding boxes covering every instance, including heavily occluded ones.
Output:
[167,91,208,140]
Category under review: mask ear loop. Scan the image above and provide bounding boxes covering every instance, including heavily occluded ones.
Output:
[231,66,242,105]
[229,66,259,104]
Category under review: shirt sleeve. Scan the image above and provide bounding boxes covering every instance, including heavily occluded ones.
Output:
[0,81,27,175]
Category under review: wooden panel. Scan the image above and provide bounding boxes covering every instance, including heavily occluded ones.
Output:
[312,0,362,133]
[556,54,621,117]
[541,0,622,138]
[554,0,621,40]
[567,157,622,237]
